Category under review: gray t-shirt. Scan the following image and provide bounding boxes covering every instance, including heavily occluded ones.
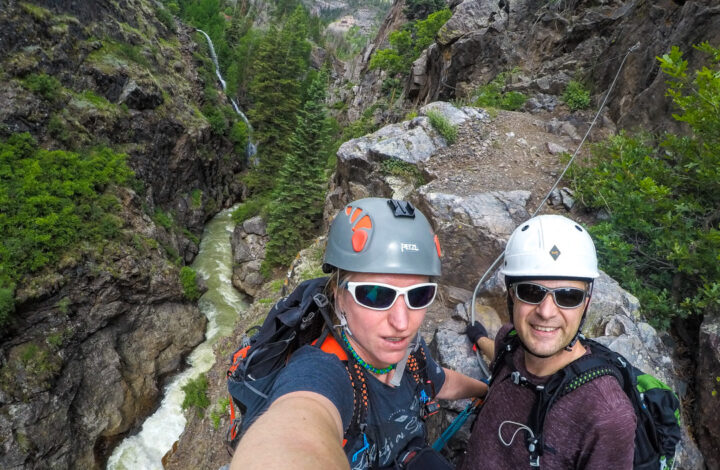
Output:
[267,338,446,469]
[461,325,636,470]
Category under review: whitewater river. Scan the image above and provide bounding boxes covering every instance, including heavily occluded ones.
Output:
[107,207,247,470]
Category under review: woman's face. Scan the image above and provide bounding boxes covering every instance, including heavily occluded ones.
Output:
[336,272,431,369]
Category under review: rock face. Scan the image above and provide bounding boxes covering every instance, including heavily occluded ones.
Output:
[0,196,207,469]
[411,0,720,132]
[0,1,244,468]
[231,216,269,298]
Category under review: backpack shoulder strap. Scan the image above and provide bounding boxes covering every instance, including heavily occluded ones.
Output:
[488,328,520,386]
[317,333,348,361]
[316,334,368,445]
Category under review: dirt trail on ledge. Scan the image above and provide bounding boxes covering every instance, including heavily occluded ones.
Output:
[422,108,610,219]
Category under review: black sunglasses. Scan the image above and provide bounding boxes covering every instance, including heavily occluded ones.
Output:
[343,282,437,311]
[513,282,587,309]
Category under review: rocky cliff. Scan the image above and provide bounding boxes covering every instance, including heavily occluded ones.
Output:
[412,0,720,132]
[0,1,245,468]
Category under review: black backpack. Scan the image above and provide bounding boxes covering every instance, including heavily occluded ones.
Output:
[224,276,435,456]
[489,329,682,469]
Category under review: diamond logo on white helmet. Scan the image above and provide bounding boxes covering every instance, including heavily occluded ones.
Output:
[549,245,561,260]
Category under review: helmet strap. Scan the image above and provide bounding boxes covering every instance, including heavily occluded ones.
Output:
[334,270,354,337]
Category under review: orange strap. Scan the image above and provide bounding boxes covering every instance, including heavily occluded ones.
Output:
[312,335,348,361]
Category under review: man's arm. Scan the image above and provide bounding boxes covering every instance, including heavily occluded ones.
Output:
[436,368,488,400]
[231,391,350,470]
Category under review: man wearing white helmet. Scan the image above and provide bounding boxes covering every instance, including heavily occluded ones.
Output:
[462,214,636,469]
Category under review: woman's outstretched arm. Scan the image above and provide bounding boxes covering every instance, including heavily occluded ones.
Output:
[231,391,350,470]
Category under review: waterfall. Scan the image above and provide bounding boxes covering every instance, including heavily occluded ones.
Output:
[107,207,248,470]
[196,29,258,165]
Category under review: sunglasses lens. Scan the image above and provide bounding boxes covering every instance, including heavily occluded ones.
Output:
[354,284,396,309]
[554,288,586,308]
[407,285,437,309]
[515,283,548,304]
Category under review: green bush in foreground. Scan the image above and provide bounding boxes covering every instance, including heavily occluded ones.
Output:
[181,375,210,417]
[562,80,591,111]
[570,43,720,329]
[426,110,457,144]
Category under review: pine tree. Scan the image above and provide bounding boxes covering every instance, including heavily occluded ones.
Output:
[263,71,332,270]
[246,5,311,196]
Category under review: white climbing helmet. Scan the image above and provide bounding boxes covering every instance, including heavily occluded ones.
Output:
[501,214,599,280]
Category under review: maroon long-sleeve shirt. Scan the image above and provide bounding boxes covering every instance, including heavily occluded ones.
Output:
[461,325,636,470]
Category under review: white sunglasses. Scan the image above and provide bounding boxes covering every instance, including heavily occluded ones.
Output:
[342,282,438,311]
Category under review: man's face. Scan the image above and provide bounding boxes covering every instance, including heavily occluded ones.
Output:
[512,279,589,358]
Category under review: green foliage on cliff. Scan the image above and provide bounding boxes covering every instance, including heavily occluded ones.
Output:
[180,266,201,301]
[181,374,210,417]
[21,73,63,103]
[0,133,133,325]
[369,8,451,78]
[563,80,591,111]
[472,70,527,111]
[570,43,720,329]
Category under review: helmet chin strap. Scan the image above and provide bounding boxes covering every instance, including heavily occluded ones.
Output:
[389,332,420,387]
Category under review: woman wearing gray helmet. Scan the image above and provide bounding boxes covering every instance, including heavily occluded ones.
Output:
[232,198,487,470]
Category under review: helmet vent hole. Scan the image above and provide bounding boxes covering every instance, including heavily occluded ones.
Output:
[574,225,583,232]
[521,225,529,231]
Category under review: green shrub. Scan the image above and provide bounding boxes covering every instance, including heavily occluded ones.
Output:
[156,4,176,32]
[180,266,201,301]
[22,73,62,102]
[380,158,426,186]
[153,209,174,230]
[210,396,230,430]
[230,121,249,154]
[183,228,200,245]
[426,110,457,144]
[269,278,285,293]
[0,134,133,325]
[370,9,451,78]
[563,80,591,111]
[231,197,267,224]
[203,105,228,135]
[569,43,720,329]
[46,332,64,348]
[190,189,203,208]
[472,71,527,110]
[181,375,210,417]
[0,287,15,327]
[405,110,419,120]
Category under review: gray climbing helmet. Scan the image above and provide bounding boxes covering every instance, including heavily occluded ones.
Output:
[323,198,442,276]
